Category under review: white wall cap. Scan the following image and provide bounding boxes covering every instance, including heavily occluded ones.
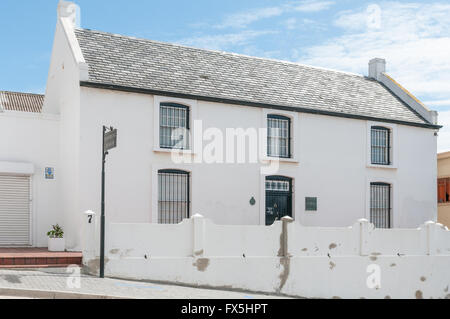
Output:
[57,1,80,28]
[281,216,294,223]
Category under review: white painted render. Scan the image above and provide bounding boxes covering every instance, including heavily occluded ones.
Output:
[0,112,60,247]
[81,214,450,299]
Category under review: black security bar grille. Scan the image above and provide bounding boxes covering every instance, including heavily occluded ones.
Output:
[371,126,391,165]
[267,115,291,158]
[160,103,189,149]
[370,183,392,229]
[158,170,190,224]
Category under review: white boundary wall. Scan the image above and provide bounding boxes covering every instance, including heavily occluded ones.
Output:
[81,213,450,299]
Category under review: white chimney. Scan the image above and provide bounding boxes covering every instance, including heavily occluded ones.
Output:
[430,111,439,125]
[57,1,80,28]
[369,58,386,81]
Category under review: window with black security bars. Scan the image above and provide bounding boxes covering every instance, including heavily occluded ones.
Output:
[267,115,291,158]
[371,126,391,165]
[160,103,189,149]
[158,170,190,224]
[370,183,392,229]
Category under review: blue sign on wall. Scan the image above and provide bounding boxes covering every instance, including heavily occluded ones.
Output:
[45,167,55,180]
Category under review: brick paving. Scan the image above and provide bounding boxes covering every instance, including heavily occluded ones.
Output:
[0,268,287,299]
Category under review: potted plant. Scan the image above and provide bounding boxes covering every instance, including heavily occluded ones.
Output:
[47,224,65,252]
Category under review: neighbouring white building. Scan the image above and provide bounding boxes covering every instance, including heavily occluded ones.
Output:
[0,1,441,250]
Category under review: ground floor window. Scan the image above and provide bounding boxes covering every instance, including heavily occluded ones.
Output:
[438,178,450,204]
[370,183,392,229]
[158,170,190,224]
[265,176,293,226]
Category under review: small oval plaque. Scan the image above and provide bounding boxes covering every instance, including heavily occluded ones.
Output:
[250,197,256,206]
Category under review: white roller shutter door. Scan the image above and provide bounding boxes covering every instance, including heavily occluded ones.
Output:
[0,175,31,246]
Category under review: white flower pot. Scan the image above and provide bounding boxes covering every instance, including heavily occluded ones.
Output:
[48,238,65,252]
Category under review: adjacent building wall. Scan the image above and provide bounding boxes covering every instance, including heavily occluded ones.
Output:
[43,17,83,250]
[438,152,450,228]
[0,112,60,247]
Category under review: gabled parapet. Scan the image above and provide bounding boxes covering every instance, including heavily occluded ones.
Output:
[368,58,439,125]
[43,1,88,114]
[57,1,89,82]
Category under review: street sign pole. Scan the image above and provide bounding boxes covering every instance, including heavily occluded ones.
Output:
[100,126,106,278]
[100,126,117,279]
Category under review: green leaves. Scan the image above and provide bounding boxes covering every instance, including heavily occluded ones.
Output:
[47,224,64,239]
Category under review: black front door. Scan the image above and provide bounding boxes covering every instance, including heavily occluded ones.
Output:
[265,176,293,226]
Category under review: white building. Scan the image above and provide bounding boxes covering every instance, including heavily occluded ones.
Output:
[0,1,441,250]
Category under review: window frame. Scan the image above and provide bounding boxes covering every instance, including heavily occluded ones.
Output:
[262,109,299,163]
[371,126,391,166]
[438,177,450,204]
[267,114,292,159]
[159,103,190,150]
[366,122,398,169]
[369,182,392,229]
[157,169,191,224]
[153,96,198,154]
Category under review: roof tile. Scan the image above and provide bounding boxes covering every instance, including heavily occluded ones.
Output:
[74,29,427,126]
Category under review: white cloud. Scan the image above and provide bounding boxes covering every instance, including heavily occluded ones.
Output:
[296,2,450,150]
[293,0,334,12]
[425,100,450,108]
[217,7,284,29]
[298,2,450,103]
[216,1,334,29]
[178,30,277,51]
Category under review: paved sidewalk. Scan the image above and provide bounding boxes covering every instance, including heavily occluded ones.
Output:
[0,268,287,299]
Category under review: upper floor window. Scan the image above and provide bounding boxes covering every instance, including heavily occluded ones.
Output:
[438,178,450,204]
[267,115,291,158]
[371,126,391,165]
[160,103,189,150]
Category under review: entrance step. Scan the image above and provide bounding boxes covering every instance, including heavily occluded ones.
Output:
[0,248,82,269]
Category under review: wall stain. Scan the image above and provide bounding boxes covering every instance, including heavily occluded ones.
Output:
[301,248,308,252]
[85,258,110,275]
[278,257,291,293]
[329,243,337,250]
[415,290,423,299]
[390,263,396,267]
[420,276,427,282]
[109,249,120,255]
[329,262,336,270]
[1,275,22,284]
[194,250,204,257]
[370,256,378,262]
[193,258,210,272]
[445,286,449,293]
[385,296,391,299]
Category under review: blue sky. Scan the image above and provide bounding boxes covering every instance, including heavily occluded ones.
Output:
[1,0,449,151]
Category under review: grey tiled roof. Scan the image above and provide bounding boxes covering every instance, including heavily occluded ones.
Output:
[75,29,428,126]
[0,91,43,113]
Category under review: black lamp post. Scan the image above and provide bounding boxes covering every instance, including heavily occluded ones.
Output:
[100,126,117,278]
